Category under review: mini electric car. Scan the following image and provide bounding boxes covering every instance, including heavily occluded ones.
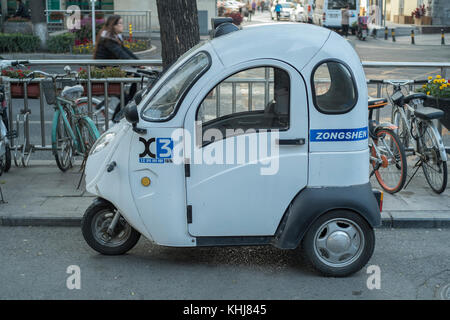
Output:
[82,21,382,277]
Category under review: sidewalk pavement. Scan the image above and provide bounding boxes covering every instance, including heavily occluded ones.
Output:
[0,161,449,228]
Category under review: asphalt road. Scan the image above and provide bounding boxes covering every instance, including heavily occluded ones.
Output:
[0,226,449,300]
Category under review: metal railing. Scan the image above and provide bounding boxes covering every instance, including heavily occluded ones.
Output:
[1,60,449,153]
[44,10,152,36]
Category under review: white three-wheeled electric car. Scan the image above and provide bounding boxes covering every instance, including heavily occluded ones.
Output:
[82,21,382,277]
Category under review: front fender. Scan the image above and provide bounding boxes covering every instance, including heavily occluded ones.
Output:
[81,116,100,140]
[51,109,60,155]
[272,183,381,249]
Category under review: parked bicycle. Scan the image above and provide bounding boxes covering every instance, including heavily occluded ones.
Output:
[380,79,448,194]
[368,97,407,194]
[26,67,100,172]
[0,59,26,173]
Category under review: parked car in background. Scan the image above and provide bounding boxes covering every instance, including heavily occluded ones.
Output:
[301,2,314,23]
[312,0,359,31]
[271,2,296,20]
[290,3,305,22]
[224,0,244,11]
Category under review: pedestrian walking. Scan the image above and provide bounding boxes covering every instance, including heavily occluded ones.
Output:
[93,15,140,121]
[275,1,282,21]
[247,1,253,21]
[252,0,257,14]
[13,0,29,18]
[341,5,352,38]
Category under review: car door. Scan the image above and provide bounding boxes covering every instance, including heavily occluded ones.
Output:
[184,60,309,237]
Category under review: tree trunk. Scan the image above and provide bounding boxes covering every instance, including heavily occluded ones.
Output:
[156,0,200,70]
[30,0,48,49]
[1,0,8,23]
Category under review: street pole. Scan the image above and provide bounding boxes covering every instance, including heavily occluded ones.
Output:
[91,0,96,45]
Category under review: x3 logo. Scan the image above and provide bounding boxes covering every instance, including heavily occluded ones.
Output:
[138,137,173,163]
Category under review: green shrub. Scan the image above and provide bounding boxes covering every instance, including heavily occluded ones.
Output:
[0,33,40,53]
[48,32,76,53]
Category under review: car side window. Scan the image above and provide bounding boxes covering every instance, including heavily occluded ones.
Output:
[196,67,290,146]
[312,61,357,114]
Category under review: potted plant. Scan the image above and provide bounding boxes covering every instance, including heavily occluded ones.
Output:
[411,5,431,25]
[79,67,127,96]
[1,68,41,99]
[418,75,450,130]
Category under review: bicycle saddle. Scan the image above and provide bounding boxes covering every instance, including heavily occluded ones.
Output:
[413,107,444,121]
[61,85,84,100]
[403,93,427,104]
[368,97,388,109]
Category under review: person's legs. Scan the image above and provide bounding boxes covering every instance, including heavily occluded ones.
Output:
[343,24,349,37]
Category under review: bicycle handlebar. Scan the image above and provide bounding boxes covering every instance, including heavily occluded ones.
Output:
[0,59,30,69]
[369,79,427,85]
[26,69,79,80]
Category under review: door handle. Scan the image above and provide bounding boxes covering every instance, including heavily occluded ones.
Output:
[276,138,306,146]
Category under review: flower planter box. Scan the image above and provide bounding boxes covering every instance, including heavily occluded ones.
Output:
[424,96,450,130]
[82,83,122,96]
[398,15,413,24]
[414,16,432,25]
[10,83,40,99]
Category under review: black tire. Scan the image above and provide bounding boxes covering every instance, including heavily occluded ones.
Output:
[4,145,11,172]
[371,128,407,194]
[77,118,98,156]
[418,122,448,194]
[54,110,73,172]
[82,199,141,255]
[302,210,375,277]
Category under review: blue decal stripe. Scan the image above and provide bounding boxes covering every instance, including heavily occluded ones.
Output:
[310,127,368,142]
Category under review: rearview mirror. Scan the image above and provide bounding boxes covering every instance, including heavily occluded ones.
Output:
[125,102,139,125]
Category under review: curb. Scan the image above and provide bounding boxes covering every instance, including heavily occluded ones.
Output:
[1,216,449,228]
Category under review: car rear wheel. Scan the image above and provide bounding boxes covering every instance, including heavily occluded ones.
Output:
[302,210,375,277]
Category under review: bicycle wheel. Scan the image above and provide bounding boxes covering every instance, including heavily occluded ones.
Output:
[418,122,447,194]
[4,145,11,172]
[54,110,74,172]
[371,128,407,194]
[77,118,98,157]
[392,108,410,152]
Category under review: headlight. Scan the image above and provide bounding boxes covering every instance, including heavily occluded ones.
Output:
[90,132,116,156]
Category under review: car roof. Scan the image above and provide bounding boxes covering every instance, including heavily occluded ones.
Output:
[210,23,331,71]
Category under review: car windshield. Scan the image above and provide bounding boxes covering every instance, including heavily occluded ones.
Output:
[142,51,210,121]
[328,0,356,10]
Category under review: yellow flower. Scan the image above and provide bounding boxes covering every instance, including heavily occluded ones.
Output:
[433,79,438,83]
[428,76,433,80]
[422,84,427,88]
[436,75,441,79]
[439,85,443,90]
[427,91,430,95]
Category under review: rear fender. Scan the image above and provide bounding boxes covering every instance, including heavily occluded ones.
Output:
[272,183,381,249]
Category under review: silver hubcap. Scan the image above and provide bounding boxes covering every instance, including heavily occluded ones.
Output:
[314,218,364,267]
[92,210,131,247]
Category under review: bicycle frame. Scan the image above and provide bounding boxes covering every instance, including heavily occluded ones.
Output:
[51,97,99,156]
[397,101,447,162]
